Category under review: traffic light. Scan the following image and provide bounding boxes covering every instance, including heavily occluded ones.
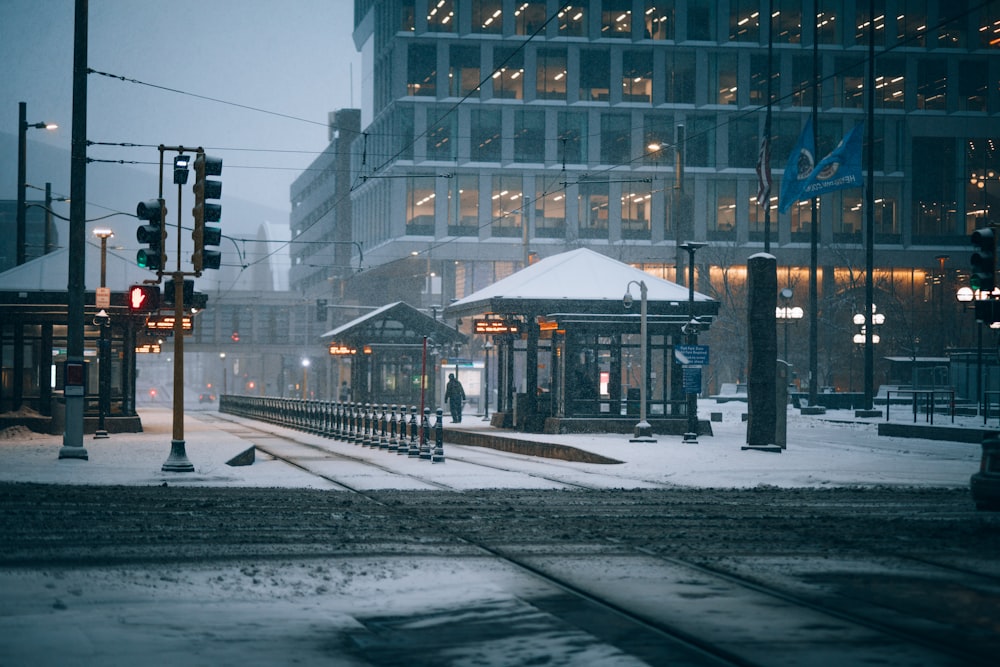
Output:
[136,198,167,270]
[970,227,996,293]
[127,284,160,312]
[192,153,223,272]
[316,299,328,322]
[162,278,194,307]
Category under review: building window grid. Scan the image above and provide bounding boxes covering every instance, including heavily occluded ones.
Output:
[491,175,524,237]
[601,0,632,38]
[361,0,1000,294]
[515,2,547,35]
[644,1,675,41]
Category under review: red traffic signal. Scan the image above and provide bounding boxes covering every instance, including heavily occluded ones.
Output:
[128,285,160,312]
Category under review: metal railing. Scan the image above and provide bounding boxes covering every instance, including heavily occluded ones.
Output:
[220,395,445,462]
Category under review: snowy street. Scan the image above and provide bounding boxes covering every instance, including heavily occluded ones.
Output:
[1,403,999,665]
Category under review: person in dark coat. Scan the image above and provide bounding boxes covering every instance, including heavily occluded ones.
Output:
[444,373,465,423]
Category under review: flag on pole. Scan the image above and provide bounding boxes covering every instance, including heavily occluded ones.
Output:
[755,134,771,207]
[778,117,815,214]
[798,121,865,201]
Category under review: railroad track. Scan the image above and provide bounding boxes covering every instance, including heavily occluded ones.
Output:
[191,413,1000,664]
[2,414,996,665]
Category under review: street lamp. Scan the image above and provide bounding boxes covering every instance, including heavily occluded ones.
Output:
[958,286,985,415]
[775,287,804,364]
[16,102,58,266]
[301,358,311,399]
[623,279,655,442]
[220,352,227,396]
[92,227,114,439]
[853,305,885,345]
[679,241,707,443]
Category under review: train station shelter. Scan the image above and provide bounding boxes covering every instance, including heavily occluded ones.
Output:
[445,248,719,434]
[321,301,466,409]
[0,245,152,433]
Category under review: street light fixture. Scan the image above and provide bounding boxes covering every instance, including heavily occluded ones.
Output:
[16,102,58,266]
[958,287,985,416]
[679,241,707,443]
[301,358,311,399]
[852,305,885,345]
[776,287,804,364]
[220,352,228,396]
[92,227,114,439]
[623,279,655,442]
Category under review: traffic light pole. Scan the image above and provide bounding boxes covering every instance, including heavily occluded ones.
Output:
[159,144,195,472]
[138,144,220,472]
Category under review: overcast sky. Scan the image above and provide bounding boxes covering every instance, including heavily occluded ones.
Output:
[0,0,361,219]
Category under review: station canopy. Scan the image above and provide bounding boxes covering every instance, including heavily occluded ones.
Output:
[445,248,717,325]
[320,301,466,349]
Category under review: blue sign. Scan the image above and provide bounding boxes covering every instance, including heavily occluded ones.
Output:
[675,344,709,366]
[682,366,702,394]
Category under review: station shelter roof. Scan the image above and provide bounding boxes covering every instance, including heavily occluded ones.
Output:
[321,301,466,348]
[445,248,718,323]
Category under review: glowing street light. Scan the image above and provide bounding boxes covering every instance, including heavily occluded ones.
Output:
[16,102,58,265]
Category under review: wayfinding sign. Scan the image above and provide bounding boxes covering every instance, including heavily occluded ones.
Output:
[674,344,709,366]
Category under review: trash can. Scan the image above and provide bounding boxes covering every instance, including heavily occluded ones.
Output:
[49,391,65,435]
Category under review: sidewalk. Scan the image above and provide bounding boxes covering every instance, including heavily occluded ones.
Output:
[0,400,982,490]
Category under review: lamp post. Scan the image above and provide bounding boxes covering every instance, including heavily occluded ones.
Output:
[482,339,493,421]
[301,358,311,399]
[624,279,655,442]
[92,227,114,439]
[776,287,804,365]
[16,102,58,266]
[852,306,884,393]
[220,352,228,396]
[679,241,707,443]
[957,286,983,414]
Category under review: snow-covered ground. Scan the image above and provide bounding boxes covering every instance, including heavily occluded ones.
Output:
[0,399,982,490]
[0,401,987,667]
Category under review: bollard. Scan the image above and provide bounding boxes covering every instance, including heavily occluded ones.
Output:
[408,406,420,457]
[419,407,432,461]
[348,403,358,444]
[388,405,400,453]
[432,408,445,463]
[378,404,389,450]
[334,402,344,440]
[362,403,373,447]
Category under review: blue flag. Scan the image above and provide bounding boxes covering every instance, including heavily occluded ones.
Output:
[798,121,865,201]
[778,118,815,214]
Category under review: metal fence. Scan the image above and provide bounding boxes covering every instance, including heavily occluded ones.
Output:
[219,395,445,462]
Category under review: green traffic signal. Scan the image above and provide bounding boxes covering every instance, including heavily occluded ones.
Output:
[136,198,166,271]
[970,227,995,293]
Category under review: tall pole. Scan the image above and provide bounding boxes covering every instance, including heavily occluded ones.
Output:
[809,8,820,406]
[864,0,876,412]
[762,0,773,253]
[59,0,89,460]
[17,102,27,266]
[625,280,654,442]
[680,242,706,442]
[482,340,493,421]
[163,146,193,472]
[94,229,112,439]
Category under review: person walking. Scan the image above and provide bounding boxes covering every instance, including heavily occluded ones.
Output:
[444,373,465,423]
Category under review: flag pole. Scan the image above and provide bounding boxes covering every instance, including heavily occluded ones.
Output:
[763,0,774,254]
[809,7,820,407]
[864,0,876,412]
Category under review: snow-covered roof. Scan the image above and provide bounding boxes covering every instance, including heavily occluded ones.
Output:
[321,301,465,345]
[446,248,714,318]
[0,243,155,293]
